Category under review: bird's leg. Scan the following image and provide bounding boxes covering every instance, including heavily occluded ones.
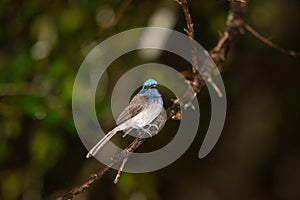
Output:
[132,125,153,138]
[148,123,159,132]
[142,123,160,136]
[140,128,153,138]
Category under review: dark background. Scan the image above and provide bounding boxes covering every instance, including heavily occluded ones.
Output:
[1,0,300,199]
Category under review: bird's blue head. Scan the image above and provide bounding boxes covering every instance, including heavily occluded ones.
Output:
[139,79,158,94]
[144,79,157,87]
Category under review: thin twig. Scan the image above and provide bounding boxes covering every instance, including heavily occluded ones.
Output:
[209,0,247,64]
[114,155,128,184]
[101,0,132,29]
[244,23,300,57]
[206,75,223,98]
[211,32,229,54]
[56,166,111,200]
[174,0,206,109]
[227,0,246,3]
[176,0,194,39]
[175,0,223,109]
[176,0,199,76]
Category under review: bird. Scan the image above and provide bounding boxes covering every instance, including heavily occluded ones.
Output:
[86,79,165,158]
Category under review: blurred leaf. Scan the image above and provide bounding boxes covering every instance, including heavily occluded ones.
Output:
[209,12,227,33]
[60,7,85,34]
[49,59,67,78]
[116,173,159,200]
[0,141,9,165]
[117,173,135,195]
[20,96,46,118]
[30,130,65,169]
[0,53,34,82]
[1,170,24,200]
[43,110,61,126]
[3,118,21,139]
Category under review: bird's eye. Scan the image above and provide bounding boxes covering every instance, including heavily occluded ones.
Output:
[150,84,157,89]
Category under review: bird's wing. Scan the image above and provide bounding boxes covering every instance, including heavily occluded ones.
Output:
[116,94,149,125]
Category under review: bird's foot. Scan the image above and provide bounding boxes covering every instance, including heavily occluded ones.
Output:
[133,126,153,138]
[148,123,159,132]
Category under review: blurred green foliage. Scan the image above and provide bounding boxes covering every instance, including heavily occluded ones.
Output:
[0,0,300,200]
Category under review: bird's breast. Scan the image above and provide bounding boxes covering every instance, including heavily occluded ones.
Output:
[127,98,163,127]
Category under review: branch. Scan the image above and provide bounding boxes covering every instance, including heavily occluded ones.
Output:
[244,23,300,57]
[210,1,299,61]
[56,138,146,200]
[56,166,110,200]
[209,1,247,65]
[100,0,132,29]
[175,0,194,39]
[227,0,246,3]
[172,0,212,115]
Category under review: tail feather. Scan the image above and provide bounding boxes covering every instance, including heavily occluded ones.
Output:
[86,126,120,158]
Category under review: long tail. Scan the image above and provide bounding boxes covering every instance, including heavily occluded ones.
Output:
[86,126,121,158]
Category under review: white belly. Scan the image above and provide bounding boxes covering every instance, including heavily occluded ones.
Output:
[124,101,163,128]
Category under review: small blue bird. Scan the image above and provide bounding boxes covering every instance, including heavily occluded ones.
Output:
[86,79,165,158]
